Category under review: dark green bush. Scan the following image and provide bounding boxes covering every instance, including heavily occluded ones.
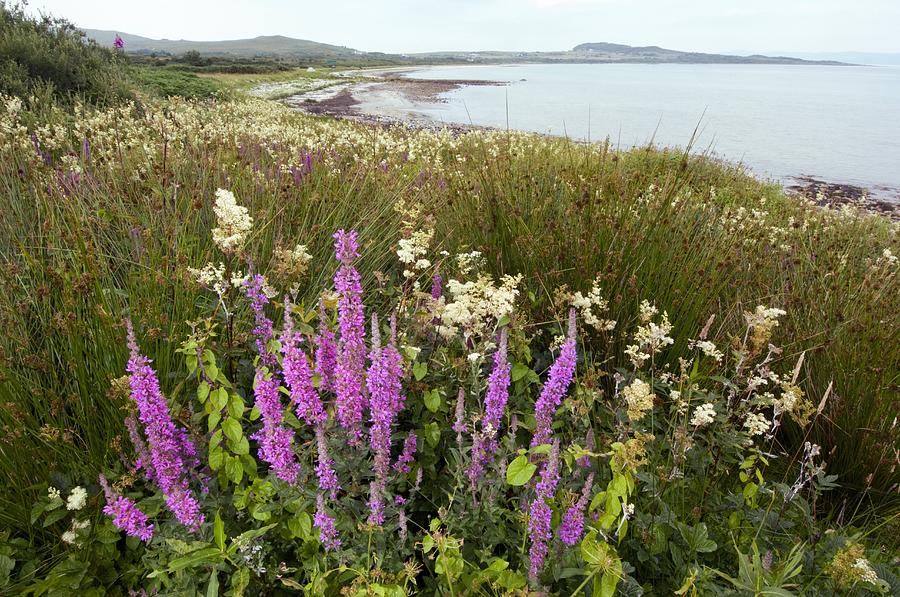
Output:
[0,1,133,106]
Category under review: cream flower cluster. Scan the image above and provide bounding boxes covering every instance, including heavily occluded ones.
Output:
[743,412,770,436]
[852,558,880,585]
[397,228,434,279]
[571,276,616,332]
[212,188,253,255]
[690,403,717,427]
[625,301,674,368]
[622,378,655,421]
[690,339,724,362]
[438,273,522,340]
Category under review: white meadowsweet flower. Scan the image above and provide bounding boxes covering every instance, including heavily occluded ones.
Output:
[211,188,253,254]
[572,276,616,332]
[690,403,717,427]
[744,412,771,436]
[61,531,77,544]
[622,378,655,421]
[66,486,88,511]
[852,558,880,584]
[690,339,724,362]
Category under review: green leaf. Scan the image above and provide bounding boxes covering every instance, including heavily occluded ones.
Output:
[206,569,219,597]
[222,418,243,444]
[288,512,312,539]
[228,394,245,419]
[424,422,441,448]
[186,355,198,374]
[229,568,250,597]
[167,546,223,572]
[197,381,210,403]
[412,361,428,381]
[511,363,531,382]
[598,571,620,597]
[206,363,219,383]
[214,511,225,551]
[207,409,221,433]
[424,389,441,412]
[231,524,278,550]
[506,455,537,486]
[226,456,243,484]
[211,388,228,411]
[232,436,250,456]
[42,507,68,527]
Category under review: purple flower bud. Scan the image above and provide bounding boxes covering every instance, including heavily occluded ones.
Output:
[527,440,560,579]
[99,474,153,542]
[531,310,577,449]
[245,277,300,484]
[125,321,204,530]
[558,473,594,546]
[333,230,367,441]
[314,299,337,393]
[314,494,341,551]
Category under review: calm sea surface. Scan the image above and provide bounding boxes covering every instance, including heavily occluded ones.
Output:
[404,64,900,198]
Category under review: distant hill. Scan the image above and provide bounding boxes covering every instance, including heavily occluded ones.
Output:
[83,29,851,66]
[568,42,848,65]
[83,29,366,59]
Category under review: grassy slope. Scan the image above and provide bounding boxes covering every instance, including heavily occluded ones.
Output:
[0,96,896,550]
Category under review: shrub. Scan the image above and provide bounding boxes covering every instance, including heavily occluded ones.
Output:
[0,1,133,106]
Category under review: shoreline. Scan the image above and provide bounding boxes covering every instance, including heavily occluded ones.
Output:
[278,70,900,219]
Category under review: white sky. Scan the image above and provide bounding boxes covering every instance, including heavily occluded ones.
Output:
[25,0,900,54]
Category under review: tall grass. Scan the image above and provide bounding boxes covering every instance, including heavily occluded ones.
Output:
[0,97,896,550]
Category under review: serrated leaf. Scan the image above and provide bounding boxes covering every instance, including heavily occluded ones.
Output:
[222,418,243,444]
[424,389,441,412]
[226,456,243,484]
[211,388,228,411]
[424,422,441,448]
[511,363,531,382]
[505,455,537,486]
[228,394,245,419]
[232,436,250,456]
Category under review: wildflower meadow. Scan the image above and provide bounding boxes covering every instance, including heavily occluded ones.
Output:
[0,55,898,597]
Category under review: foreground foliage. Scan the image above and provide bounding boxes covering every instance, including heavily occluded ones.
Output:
[0,94,897,593]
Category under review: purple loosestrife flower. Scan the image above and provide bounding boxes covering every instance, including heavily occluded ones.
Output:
[125,321,204,530]
[245,277,300,484]
[528,440,560,579]
[315,423,340,498]
[314,493,341,551]
[333,230,367,441]
[113,34,124,49]
[558,473,594,546]
[394,433,417,474]
[366,314,406,524]
[431,272,443,300]
[125,413,154,480]
[99,475,153,542]
[577,428,595,469]
[282,299,326,426]
[531,310,578,449]
[315,299,337,393]
[467,330,511,488]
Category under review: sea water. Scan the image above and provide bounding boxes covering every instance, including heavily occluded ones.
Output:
[404,63,900,198]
